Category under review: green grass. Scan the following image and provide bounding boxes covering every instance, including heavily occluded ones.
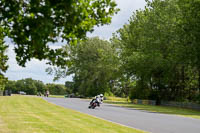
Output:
[0,96,146,133]
[104,97,200,119]
[105,96,130,102]
[49,95,65,98]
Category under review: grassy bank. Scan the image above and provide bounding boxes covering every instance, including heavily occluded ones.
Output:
[0,96,146,133]
[104,97,200,119]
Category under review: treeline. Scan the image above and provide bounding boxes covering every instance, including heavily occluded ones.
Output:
[49,0,200,104]
[112,0,200,104]
[5,78,69,95]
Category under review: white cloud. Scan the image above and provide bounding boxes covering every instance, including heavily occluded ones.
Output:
[88,0,146,40]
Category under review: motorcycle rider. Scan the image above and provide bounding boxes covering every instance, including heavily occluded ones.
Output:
[90,94,104,107]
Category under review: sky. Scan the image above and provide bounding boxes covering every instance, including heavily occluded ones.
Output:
[4,0,146,84]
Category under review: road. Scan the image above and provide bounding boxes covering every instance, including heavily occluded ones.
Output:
[44,97,200,133]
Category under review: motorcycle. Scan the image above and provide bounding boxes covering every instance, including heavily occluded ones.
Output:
[88,99,99,109]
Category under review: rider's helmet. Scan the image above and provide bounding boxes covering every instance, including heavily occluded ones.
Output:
[100,94,103,97]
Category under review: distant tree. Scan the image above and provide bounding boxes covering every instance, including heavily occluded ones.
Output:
[23,78,37,95]
[15,80,25,93]
[34,80,46,94]
[5,80,17,93]
[6,78,67,95]
[48,37,120,96]
[46,83,67,95]
[15,78,37,95]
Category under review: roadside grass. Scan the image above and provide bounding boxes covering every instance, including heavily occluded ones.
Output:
[49,95,65,98]
[0,96,146,133]
[104,97,200,119]
[105,96,130,102]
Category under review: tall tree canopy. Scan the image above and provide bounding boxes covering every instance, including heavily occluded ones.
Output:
[0,27,8,90]
[0,0,119,66]
[111,0,200,103]
[47,37,119,96]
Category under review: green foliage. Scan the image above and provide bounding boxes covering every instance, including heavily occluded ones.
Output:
[48,37,119,96]
[0,27,8,90]
[34,80,46,94]
[6,78,44,95]
[65,81,75,94]
[0,0,119,67]
[5,78,68,95]
[0,75,7,91]
[111,0,200,103]
[129,80,150,100]
[104,91,114,97]
[16,78,38,95]
[46,83,67,95]
[69,37,119,96]
[5,80,16,93]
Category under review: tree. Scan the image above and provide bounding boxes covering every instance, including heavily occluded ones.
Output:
[5,80,17,93]
[48,37,119,96]
[15,78,37,95]
[23,78,38,95]
[175,0,200,102]
[0,27,8,91]
[15,79,25,93]
[0,0,119,67]
[6,78,68,95]
[111,0,195,103]
[65,81,75,94]
[33,80,46,94]
[110,0,200,104]
[46,83,67,95]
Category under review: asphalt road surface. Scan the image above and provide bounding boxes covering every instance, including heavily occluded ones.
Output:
[44,97,200,133]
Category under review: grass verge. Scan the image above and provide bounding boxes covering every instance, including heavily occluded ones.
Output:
[104,97,200,119]
[0,96,146,133]
[49,95,65,98]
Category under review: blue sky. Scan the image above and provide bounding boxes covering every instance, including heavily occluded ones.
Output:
[5,0,146,84]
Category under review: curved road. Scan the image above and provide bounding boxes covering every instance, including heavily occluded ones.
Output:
[44,97,200,133]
